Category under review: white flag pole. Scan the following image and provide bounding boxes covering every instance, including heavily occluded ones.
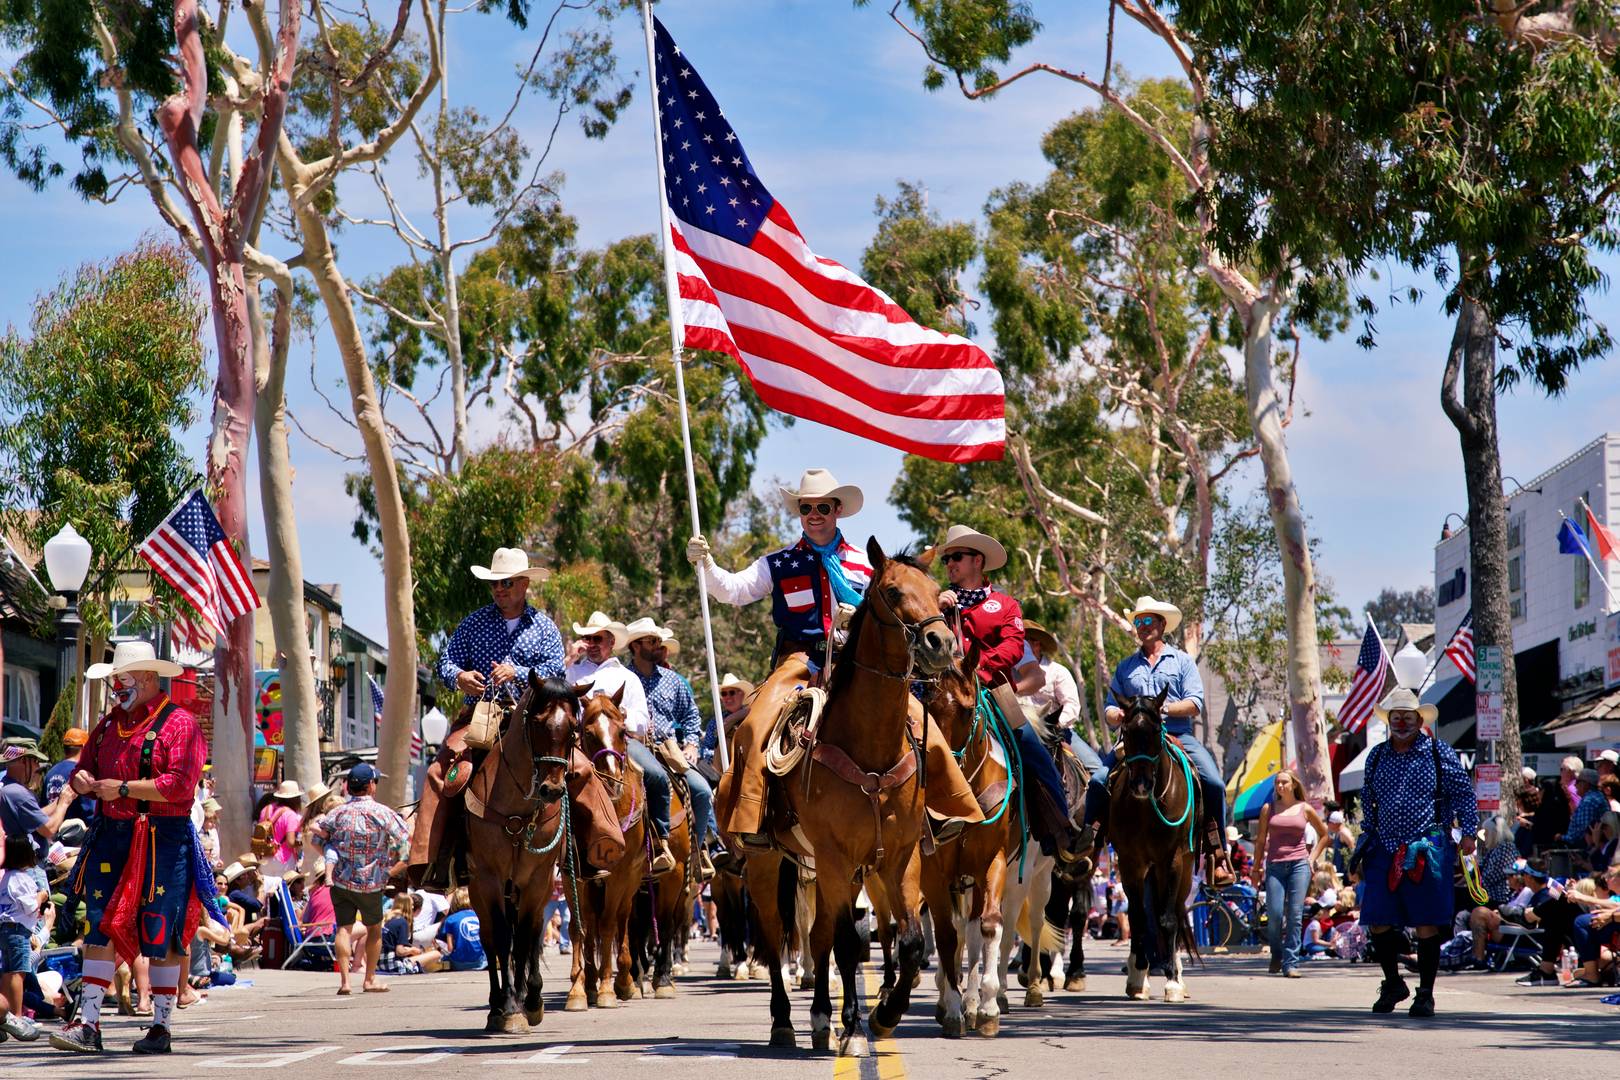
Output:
[641,0,729,774]
[1560,507,1618,610]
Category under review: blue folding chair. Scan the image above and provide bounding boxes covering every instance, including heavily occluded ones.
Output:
[272,879,336,971]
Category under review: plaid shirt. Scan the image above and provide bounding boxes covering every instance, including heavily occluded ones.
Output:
[635,664,702,746]
[1566,788,1610,845]
[311,795,410,893]
[80,696,206,819]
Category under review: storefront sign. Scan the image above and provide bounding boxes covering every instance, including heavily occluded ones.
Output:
[1475,762,1503,812]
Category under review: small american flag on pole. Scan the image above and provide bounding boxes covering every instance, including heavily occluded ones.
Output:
[649,17,1005,462]
[1444,609,1475,683]
[368,673,385,723]
[1339,618,1390,734]
[137,490,259,639]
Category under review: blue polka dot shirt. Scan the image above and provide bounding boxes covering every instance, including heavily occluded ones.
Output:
[635,664,702,746]
[1362,733,1479,852]
[436,603,565,702]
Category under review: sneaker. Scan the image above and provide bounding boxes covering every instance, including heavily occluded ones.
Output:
[132,1024,172,1054]
[1409,989,1435,1018]
[1371,978,1410,1014]
[1514,968,1560,987]
[49,1022,103,1054]
[2,1013,39,1041]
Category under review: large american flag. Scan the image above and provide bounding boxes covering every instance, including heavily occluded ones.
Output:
[651,18,1006,462]
[138,490,259,640]
[1444,609,1475,683]
[1339,618,1390,734]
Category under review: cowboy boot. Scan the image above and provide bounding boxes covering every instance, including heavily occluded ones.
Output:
[920,702,985,842]
[1205,820,1235,887]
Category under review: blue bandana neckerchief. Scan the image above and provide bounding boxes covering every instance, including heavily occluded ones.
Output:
[807,530,862,608]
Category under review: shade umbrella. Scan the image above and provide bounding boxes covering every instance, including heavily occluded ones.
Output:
[1232,774,1277,822]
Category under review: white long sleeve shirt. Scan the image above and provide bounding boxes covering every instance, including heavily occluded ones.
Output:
[1020,656,1082,730]
[700,554,775,606]
[565,656,653,737]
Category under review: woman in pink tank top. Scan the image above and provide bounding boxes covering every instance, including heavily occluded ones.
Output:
[1251,770,1329,977]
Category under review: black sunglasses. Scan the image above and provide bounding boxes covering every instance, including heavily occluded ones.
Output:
[942,551,975,564]
[799,502,836,517]
[489,577,520,590]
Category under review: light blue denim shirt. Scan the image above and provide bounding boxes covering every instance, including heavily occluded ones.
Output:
[1105,644,1205,735]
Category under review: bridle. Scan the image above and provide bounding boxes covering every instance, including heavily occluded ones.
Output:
[1118,706,1196,850]
[845,573,953,683]
[494,685,574,814]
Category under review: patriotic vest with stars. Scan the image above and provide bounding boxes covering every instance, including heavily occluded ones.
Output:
[767,537,874,642]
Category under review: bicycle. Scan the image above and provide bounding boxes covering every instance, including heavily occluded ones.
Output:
[1190,881,1260,950]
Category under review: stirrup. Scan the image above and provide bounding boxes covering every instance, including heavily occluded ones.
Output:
[735,831,773,852]
[926,810,969,845]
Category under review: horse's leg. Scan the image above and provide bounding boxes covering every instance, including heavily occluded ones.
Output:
[1022,862,1053,1009]
[1123,875,1149,1000]
[1163,858,1193,1004]
[870,852,925,1040]
[993,865,1025,1018]
[472,873,510,1033]
[833,899,869,1058]
[973,852,1006,1036]
[807,875,838,1052]
[1066,883,1089,992]
[566,884,590,1012]
[745,854,795,1047]
[921,859,962,1036]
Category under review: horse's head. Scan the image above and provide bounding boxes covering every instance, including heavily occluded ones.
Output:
[574,682,629,800]
[519,671,578,804]
[862,537,957,675]
[927,637,981,733]
[1119,688,1170,798]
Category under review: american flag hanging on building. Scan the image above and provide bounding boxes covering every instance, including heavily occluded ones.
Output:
[1339,618,1390,734]
[368,674,385,723]
[1444,609,1476,683]
[650,18,1006,462]
[138,490,260,640]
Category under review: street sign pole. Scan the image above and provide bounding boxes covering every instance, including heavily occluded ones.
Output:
[1476,646,1505,810]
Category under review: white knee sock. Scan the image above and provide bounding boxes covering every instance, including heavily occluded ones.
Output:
[80,958,116,1027]
[150,963,181,1029]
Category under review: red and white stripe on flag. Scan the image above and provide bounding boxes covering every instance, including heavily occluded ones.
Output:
[137,489,261,641]
[1338,619,1390,734]
[1444,610,1476,683]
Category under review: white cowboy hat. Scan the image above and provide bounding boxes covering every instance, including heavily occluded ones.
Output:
[779,468,863,519]
[1126,595,1183,635]
[271,779,304,801]
[623,617,664,647]
[223,861,254,885]
[1373,686,1438,724]
[469,547,551,582]
[719,672,755,697]
[571,611,628,652]
[940,524,1007,573]
[657,625,682,659]
[85,640,183,681]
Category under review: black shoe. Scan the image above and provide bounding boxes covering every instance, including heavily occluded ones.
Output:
[49,1022,103,1053]
[1514,968,1559,987]
[1408,990,1435,1018]
[132,1024,172,1054]
[1371,978,1410,1013]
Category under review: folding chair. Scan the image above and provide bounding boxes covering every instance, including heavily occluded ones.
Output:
[272,879,336,972]
[1486,923,1543,972]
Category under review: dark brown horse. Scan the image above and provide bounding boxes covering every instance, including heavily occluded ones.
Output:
[743,540,955,1057]
[1110,689,1200,1002]
[565,688,643,1010]
[627,750,693,1000]
[462,674,581,1033]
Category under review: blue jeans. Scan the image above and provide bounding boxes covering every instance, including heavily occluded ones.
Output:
[544,897,571,948]
[628,739,672,837]
[1265,858,1310,973]
[1013,723,1069,822]
[683,764,715,847]
[1083,729,1225,832]
[1067,733,1104,776]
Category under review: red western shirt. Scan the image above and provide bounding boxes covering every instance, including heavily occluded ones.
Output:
[959,589,1026,687]
[80,695,206,818]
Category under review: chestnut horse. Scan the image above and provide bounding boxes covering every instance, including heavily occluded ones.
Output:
[1111,688,1200,1002]
[565,687,643,1010]
[627,751,693,999]
[742,540,956,1057]
[462,674,581,1033]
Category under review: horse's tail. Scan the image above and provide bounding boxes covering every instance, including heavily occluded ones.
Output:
[1038,918,1066,957]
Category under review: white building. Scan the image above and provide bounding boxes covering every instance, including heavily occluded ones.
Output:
[1430,433,1620,762]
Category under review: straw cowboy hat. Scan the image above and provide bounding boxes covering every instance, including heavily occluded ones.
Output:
[469,546,550,583]
[201,797,223,815]
[1374,686,1438,724]
[1126,595,1183,635]
[303,781,332,807]
[572,611,628,652]
[1023,621,1061,656]
[271,780,304,801]
[940,524,1007,573]
[779,468,864,518]
[657,625,682,659]
[84,640,183,681]
[625,617,683,659]
[719,672,755,697]
[223,861,255,885]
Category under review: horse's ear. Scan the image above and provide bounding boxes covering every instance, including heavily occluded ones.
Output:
[1154,687,1169,712]
[570,681,593,699]
[609,683,625,707]
[962,636,982,673]
[916,544,938,570]
[866,535,887,574]
[530,667,544,691]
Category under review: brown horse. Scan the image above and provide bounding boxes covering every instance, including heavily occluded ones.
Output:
[743,540,955,1057]
[462,674,581,1033]
[627,750,694,999]
[1111,688,1200,1002]
[565,688,644,1010]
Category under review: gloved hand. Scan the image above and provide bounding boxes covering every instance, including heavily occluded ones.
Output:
[686,534,712,568]
[834,603,857,631]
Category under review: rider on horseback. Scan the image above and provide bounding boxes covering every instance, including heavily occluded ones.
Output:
[686,468,982,850]
[623,619,716,879]
[935,525,1088,870]
[1079,596,1233,883]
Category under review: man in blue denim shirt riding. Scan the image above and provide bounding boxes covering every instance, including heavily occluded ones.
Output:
[1080,595,1233,883]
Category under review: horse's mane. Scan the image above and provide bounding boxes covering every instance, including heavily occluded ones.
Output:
[525,676,578,717]
[826,546,928,700]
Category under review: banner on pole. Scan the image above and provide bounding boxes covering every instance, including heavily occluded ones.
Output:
[1475,762,1503,812]
[1475,645,1504,741]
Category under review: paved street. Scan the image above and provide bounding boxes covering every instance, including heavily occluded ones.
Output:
[8,941,1617,1079]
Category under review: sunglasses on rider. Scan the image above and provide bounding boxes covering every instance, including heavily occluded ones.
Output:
[942,551,976,564]
[798,502,836,517]
[489,577,521,590]
[1132,615,1160,628]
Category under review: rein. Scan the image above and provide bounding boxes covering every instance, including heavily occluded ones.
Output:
[844,582,952,684]
[1122,727,1197,852]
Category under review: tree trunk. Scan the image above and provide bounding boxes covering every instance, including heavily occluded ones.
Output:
[1240,294,1335,803]
[284,172,419,808]
[432,2,469,473]
[252,282,324,794]
[1442,294,1520,819]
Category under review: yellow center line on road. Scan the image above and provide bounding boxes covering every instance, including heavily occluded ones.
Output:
[831,964,908,1080]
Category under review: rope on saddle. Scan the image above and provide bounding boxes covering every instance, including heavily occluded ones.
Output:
[764,687,824,777]
[976,689,1029,881]
[1122,731,1197,852]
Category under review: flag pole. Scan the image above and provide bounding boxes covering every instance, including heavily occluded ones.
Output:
[1560,508,1618,610]
[642,0,729,774]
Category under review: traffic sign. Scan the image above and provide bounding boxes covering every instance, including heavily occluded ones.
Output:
[1476,645,1504,740]
[1475,762,1503,812]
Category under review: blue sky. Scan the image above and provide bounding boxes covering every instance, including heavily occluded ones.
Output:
[3,1,1616,643]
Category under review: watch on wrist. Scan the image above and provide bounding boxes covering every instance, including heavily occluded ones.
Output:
[118,781,130,799]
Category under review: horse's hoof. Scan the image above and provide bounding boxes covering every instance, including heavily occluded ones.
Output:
[996,992,1009,1013]
[811,1027,831,1052]
[616,983,635,1002]
[748,961,765,979]
[1023,987,1044,1009]
[940,1014,963,1038]
[735,965,751,982]
[769,1026,797,1049]
[934,1001,945,1025]
[1164,986,1188,1003]
[484,1011,505,1034]
[655,983,677,1000]
[596,992,618,1008]
[565,993,588,1013]
[1018,970,1030,988]
[672,963,689,977]
[525,1005,544,1027]
[977,1015,1000,1038]
[502,1013,530,1035]
[798,975,814,991]
[963,1010,979,1031]
[1065,976,1086,993]
[869,1017,896,1040]
[837,1033,868,1058]
[1127,989,1148,1001]
[910,971,921,990]
[716,965,732,979]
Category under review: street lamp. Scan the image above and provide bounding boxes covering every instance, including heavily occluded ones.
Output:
[42,524,93,724]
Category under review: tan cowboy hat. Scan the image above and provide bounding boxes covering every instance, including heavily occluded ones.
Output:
[223,861,254,885]
[1126,595,1183,634]
[571,611,628,652]
[271,779,303,801]
[940,524,1007,573]
[779,468,864,519]
[657,625,682,659]
[719,672,755,697]
[469,546,551,582]
[201,797,222,815]
[303,781,331,807]
[1023,621,1061,655]
[1373,686,1438,724]
[85,640,183,681]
